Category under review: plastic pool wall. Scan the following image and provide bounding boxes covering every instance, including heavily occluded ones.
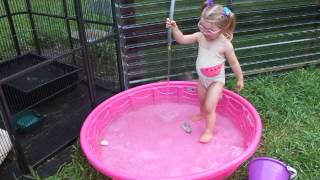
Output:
[80,81,262,180]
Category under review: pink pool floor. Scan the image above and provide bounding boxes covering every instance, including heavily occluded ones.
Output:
[98,101,245,178]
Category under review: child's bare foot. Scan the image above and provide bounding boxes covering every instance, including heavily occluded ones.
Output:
[192,113,202,121]
[199,130,213,143]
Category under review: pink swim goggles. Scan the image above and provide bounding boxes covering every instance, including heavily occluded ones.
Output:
[198,21,221,35]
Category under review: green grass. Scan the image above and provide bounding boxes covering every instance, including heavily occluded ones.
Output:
[227,67,320,179]
[43,145,105,180]
[42,67,320,180]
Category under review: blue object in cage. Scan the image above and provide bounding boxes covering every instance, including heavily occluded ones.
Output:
[15,110,45,133]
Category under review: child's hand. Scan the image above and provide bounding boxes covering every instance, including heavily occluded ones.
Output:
[166,18,177,29]
[236,79,244,92]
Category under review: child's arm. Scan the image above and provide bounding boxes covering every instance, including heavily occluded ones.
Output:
[166,18,200,45]
[224,42,244,92]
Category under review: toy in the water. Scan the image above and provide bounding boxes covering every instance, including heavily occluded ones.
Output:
[100,140,109,146]
[182,122,192,134]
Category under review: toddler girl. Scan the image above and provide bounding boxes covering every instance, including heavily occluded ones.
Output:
[166,1,244,143]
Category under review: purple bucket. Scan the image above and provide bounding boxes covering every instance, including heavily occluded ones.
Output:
[248,157,297,180]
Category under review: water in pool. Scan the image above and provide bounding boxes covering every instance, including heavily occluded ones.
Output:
[99,101,245,177]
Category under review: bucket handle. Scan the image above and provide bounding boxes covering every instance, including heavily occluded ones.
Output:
[287,166,297,179]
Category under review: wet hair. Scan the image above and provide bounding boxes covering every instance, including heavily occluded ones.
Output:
[200,2,236,40]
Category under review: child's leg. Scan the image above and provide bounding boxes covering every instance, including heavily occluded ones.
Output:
[192,81,207,121]
[199,82,224,143]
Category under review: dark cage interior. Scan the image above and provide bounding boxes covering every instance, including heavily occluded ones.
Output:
[0,0,120,179]
[1,53,81,113]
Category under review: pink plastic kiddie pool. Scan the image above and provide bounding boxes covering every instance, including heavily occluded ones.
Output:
[80,81,262,180]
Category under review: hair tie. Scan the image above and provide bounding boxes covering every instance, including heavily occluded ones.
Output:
[223,7,232,16]
[207,0,213,7]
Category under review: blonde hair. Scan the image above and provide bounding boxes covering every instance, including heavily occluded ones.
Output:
[200,2,236,40]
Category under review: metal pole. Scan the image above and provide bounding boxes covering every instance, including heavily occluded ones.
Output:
[316,0,320,22]
[111,0,127,90]
[3,0,21,56]
[74,0,97,108]
[0,86,30,174]
[167,0,175,81]
[62,0,76,64]
[26,0,41,55]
